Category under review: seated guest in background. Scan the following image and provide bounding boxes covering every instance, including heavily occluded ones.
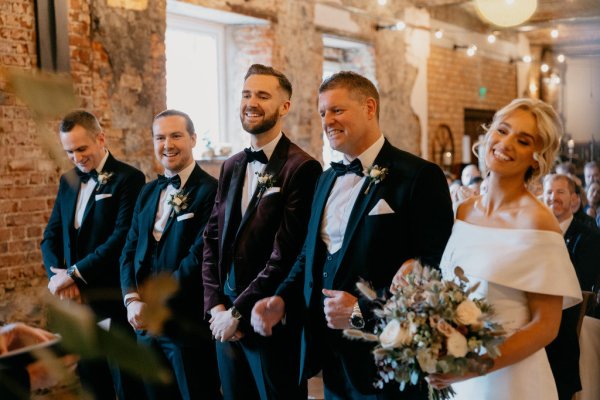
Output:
[584,161,600,188]
[120,110,221,399]
[569,177,598,230]
[202,64,321,399]
[467,176,484,196]
[460,163,481,186]
[543,173,600,400]
[41,110,145,399]
[555,161,576,176]
[585,182,600,219]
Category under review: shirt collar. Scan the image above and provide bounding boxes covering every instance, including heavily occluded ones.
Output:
[559,215,574,235]
[251,132,282,162]
[344,134,385,170]
[165,160,196,188]
[95,149,109,173]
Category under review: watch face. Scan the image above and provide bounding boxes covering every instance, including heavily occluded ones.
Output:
[350,315,365,329]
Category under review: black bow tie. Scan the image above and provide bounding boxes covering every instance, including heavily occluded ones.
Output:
[244,148,268,164]
[76,169,98,183]
[158,174,181,189]
[330,159,364,177]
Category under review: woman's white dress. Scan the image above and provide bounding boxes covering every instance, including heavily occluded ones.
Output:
[440,220,582,400]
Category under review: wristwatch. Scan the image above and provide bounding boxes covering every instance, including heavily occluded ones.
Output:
[349,302,365,329]
[66,266,78,281]
[230,306,242,320]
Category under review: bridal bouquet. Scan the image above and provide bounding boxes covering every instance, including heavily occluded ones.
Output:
[344,264,505,400]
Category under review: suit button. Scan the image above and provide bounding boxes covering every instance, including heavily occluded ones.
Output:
[327,255,332,261]
[323,272,328,278]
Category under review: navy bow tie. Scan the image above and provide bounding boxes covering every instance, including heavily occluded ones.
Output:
[244,148,268,164]
[158,174,181,189]
[76,169,98,183]
[330,159,364,177]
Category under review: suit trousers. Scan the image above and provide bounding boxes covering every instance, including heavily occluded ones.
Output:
[215,306,306,400]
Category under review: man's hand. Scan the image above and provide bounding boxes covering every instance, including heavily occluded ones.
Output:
[127,300,147,330]
[48,267,75,296]
[390,258,417,293]
[56,285,82,303]
[322,289,356,330]
[251,296,285,337]
[0,322,56,354]
[209,308,240,342]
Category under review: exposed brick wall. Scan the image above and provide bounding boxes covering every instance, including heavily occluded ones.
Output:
[427,45,517,165]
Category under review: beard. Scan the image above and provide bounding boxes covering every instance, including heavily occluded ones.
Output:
[241,108,279,135]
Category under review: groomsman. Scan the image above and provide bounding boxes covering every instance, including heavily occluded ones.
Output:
[41,110,145,399]
[252,71,454,399]
[543,173,600,400]
[202,64,322,399]
[120,110,220,399]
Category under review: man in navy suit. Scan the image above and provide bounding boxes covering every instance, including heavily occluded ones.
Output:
[543,173,600,400]
[41,110,145,399]
[202,64,321,399]
[120,109,220,399]
[251,72,453,399]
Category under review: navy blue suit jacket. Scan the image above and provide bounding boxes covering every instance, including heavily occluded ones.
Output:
[41,153,145,317]
[276,140,454,393]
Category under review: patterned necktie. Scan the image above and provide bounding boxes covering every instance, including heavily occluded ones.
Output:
[330,159,364,177]
[76,169,98,183]
[157,174,181,189]
[244,148,268,164]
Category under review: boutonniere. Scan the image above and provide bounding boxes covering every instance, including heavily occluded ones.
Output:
[364,165,388,194]
[95,171,114,192]
[167,189,190,216]
[255,172,275,200]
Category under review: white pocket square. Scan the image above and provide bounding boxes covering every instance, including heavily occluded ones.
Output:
[368,199,395,216]
[95,193,112,201]
[263,187,281,197]
[177,212,194,222]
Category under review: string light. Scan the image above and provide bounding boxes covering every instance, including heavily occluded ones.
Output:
[557,54,565,63]
[551,29,559,39]
[434,29,443,39]
[522,55,532,63]
[487,33,497,44]
[377,0,387,5]
[466,45,478,57]
[540,63,550,73]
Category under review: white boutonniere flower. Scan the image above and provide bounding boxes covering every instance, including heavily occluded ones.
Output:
[95,171,114,192]
[364,165,389,194]
[167,190,190,216]
[255,172,275,200]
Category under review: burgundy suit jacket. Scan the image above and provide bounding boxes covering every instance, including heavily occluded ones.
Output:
[202,133,322,320]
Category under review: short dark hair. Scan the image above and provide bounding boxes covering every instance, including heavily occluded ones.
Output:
[318,71,380,119]
[60,110,102,137]
[244,64,292,99]
[153,109,195,136]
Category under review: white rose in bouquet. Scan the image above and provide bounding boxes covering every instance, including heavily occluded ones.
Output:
[379,319,412,349]
[455,300,482,326]
[447,330,468,357]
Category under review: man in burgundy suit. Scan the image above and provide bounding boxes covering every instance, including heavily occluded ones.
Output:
[202,64,322,399]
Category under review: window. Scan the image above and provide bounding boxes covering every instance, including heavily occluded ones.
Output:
[166,11,225,159]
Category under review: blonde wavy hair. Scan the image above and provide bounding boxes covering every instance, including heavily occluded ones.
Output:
[479,98,562,183]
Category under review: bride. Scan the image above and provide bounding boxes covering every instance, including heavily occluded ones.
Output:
[427,98,581,399]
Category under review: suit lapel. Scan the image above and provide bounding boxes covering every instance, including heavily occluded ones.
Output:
[141,183,162,245]
[79,153,117,231]
[236,136,290,237]
[221,160,246,251]
[161,165,200,239]
[64,172,80,232]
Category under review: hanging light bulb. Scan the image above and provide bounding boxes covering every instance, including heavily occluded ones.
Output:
[466,45,478,57]
[475,0,537,27]
[377,0,387,5]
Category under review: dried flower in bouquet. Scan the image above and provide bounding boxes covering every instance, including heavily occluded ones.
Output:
[344,263,505,400]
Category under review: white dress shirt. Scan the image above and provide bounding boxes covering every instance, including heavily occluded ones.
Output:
[74,149,109,229]
[241,132,282,215]
[152,160,196,241]
[559,215,574,235]
[320,135,385,254]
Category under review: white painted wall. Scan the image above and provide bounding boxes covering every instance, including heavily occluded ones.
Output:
[564,57,600,142]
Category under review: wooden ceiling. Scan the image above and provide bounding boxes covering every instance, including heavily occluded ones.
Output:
[414,0,600,57]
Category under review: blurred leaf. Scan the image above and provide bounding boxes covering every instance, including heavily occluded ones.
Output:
[139,274,178,336]
[3,68,77,119]
[46,296,171,384]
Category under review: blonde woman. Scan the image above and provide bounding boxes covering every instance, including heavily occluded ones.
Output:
[428,99,581,399]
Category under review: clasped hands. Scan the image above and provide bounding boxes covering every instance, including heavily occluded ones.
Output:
[250,289,357,337]
[47,267,81,303]
[209,305,243,342]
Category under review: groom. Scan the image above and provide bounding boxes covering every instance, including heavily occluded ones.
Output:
[251,71,454,399]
